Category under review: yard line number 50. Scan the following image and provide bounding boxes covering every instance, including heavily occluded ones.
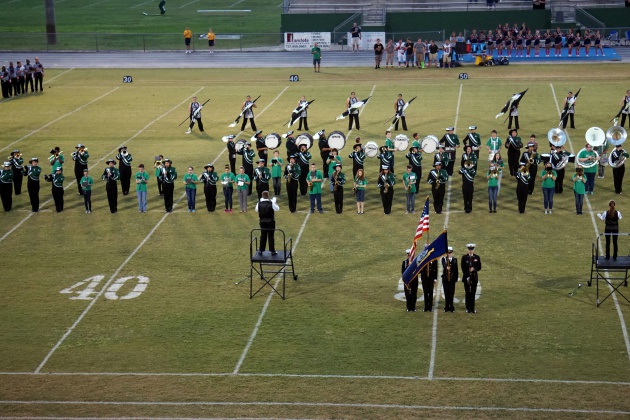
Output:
[60,275,149,301]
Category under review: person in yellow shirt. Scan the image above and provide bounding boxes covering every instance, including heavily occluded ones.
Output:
[207,28,216,53]
[184,26,192,54]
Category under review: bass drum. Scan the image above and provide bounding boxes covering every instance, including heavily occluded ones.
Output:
[540,153,551,164]
[235,139,247,154]
[296,132,313,150]
[364,141,379,158]
[328,130,347,150]
[394,134,409,152]
[421,135,439,154]
[265,133,282,150]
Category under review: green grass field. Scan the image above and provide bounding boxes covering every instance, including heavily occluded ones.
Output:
[1,64,630,418]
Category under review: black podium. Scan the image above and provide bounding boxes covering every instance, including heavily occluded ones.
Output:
[589,234,630,307]
[249,228,298,300]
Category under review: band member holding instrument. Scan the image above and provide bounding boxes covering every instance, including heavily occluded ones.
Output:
[155,154,164,196]
[505,129,523,176]
[394,94,407,131]
[561,91,576,129]
[346,92,360,131]
[490,151,505,195]
[253,159,271,199]
[224,135,237,175]
[200,163,219,212]
[611,143,629,194]
[402,249,417,312]
[307,162,324,214]
[598,200,622,260]
[186,96,204,134]
[486,129,502,162]
[487,164,499,213]
[459,158,476,213]
[24,158,41,212]
[182,166,199,213]
[135,164,149,213]
[270,150,284,196]
[428,161,448,214]
[331,163,345,214]
[116,146,133,196]
[284,155,300,213]
[354,168,367,214]
[619,89,630,128]
[326,149,342,192]
[461,244,482,314]
[578,143,598,194]
[520,140,540,195]
[550,144,570,194]
[516,162,530,214]
[378,145,394,174]
[255,190,280,256]
[572,167,586,215]
[237,142,256,196]
[236,166,250,212]
[440,127,460,176]
[403,165,417,214]
[102,159,119,214]
[420,247,438,312]
[49,146,64,174]
[72,143,89,195]
[0,162,13,211]
[240,95,257,131]
[434,144,450,168]
[540,162,557,214]
[285,131,298,161]
[405,145,422,194]
[9,150,23,195]
[317,130,331,178]
[220,164,236,213]
[161,158,177,213]
[460,145,478,171]
[441,247,458,313]
[384,130,396,173]
[297,144,312,196]
[378,165,395,214]
[47,167,64,213]
[348,141,365,178]
[254,130,267,167]
[80,169,94,214]
[464,126,482,160]
[297,96,309,130]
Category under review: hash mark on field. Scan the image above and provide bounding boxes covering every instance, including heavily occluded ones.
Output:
[81,0,111,8]
[131,0,153,8]
[178,0,200,8]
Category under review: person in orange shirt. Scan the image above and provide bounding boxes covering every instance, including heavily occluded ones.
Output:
[207,28,216,53]
[184,26,192,53]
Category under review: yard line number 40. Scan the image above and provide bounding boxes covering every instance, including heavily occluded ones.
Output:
[60,275,149,301]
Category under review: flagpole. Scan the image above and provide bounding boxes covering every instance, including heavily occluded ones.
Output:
[425,195,430,246]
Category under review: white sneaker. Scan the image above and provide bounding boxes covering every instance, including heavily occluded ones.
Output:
[185,129,191,134]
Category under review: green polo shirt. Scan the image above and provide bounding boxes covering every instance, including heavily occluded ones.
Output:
[307,170,323,194]
[135,171,149,192]
[540,169,557,188]
[80,176,94,191]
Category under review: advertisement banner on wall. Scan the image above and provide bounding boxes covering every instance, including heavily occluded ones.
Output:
[284,32,331,51]
[347,32,386,50]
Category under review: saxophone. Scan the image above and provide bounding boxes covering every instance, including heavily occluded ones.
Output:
[382,174,389,194]
[287,163,292,184]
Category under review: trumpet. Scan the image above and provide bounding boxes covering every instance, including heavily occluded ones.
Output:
[154,159,163,169]
[489,169,498,178]
[433,178,441,190]
[9,152,21,160]
[307,179,313,191]
[48,150,62,162]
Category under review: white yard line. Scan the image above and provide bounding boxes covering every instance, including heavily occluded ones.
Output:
[0,86,119,153]
[428,83,463,380]
[130,0,153,8]
[80,0,111,9]
[45,68,74,83]
[550,83,630,362]
[229,0,246,8]
[178,0,201,9]
[345,84,376,139]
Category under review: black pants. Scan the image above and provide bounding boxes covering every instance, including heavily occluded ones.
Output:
[561,113,575,129]
[259,221,276,252]
[352,163,363,178]
[605,229,619,258]
[12,168,23,195]
[420,273,434,311]
[463,277,478,312]
[555,168,565,193]
[157,177,163,195]
[413,167,422,193]
[106,181,118,213]
[1,80,10,98]
[621,114,629,128]
[321,154,329,178]
[508,115,519,130]
[204,183,217,211]
[380,187,394,214]
[10,77,18,95]
[432,184,445,213]
[528,164,538,194]
[442,280,456,312]
[35,73,43,91]
[404,278,418,311]
[52,185,64,212]
[613,165,625,194]
[394,116,407,131]
[159,0,166,13]
[18,76,25,93]
[507,148,520,176]
[516,183,528,213]
[74,163,87,195]
[333,187,343,213]
[348,114,360,130]
[120,165,131,195]
[223,186,233,209]
[462,181,474,213]
[287,179,298,212]
[83,190,92,211]
[298,163,309,195]
[27,178,39,212]
[25,74,34,92]
[256,182,269,199]
[189,117,204,132]
[0,182,12,211]
[298,117,308,131]
[445,154,455,176]
[241,117,256,131]
[229,154,236,176]
[163,182,174,212]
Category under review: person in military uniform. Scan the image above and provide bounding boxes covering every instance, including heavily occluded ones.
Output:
[402,249,417,312]
[433,144,450,168]
[254,130,268,167]
[9,150,24,195]
[270,150,284,196]
[520,140,540,195]
[24,157,41,212]
[186,96,204,134]
[154,154,164,196]
[515,162,530,213]
[441,247,458,313]
[161,158,177,213]
[348,141,365,178]
[0,162,13,211]
[610,143,629,194]
[240,95,257,131]
[316,130,331,179]
[428,161,448,214]
[102,159,120,214]
[331,163,346,214]
[253,159,271,199]
[255,190,280,256]
[116,146,133,195]
[237,142,256,196]
[551,144,571,194]
[326,149,342,192]
[48,167,65,213]
[49,146,64,174]
[200,163,219,212]
[461,243,482,314]
[225,135,237,175]
[464,125,482,160]
[459,158,477,213]
[346,92,360,131]
[405,145,422,194]
[402,165,417,214]
[505,129,523,176]
[377,146,394,175]
[285,131,298,161]
[440,126,460,176]
[377,165,395,214]
[420,249,438,312]
[460,144,478,171]
[220,164,236,213]
[297,144,312,196]
[72,143,89,195]
[284,155,300,213]
[307,162,324,213]
[80,169,94,214]
[135,164,149,213]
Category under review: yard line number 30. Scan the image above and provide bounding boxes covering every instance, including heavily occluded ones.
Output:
[60,275,149,301]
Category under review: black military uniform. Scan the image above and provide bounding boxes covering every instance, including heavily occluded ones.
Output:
[461,244,482,313]
[459,164,476,213]
[200,164,219,212]
[297,145,311,196]
[464,126,482,161]
[237,143,256,195]
[160,159,177,212]
[226,135,237,175]
[520,143,540,195]
[428,162,448,214]
[102,160,120,213]
[9,150,24,195]
[0,162,13,211]
[405,146,423,193]
[331,164,346,214]
[285,131,298,161]
[441,248,458,312]
[550,146,569,194]
[253,160,271,199]
[25,158,41,212]
[515,163,530,213]
[402,252,417,312]
[116,147,133,195]
[420,258,438,312]
[348,143,365,178]
[316,130,331,178]
[377,166,395,214]
[49,168,64,213]
[440,127,460,176]
[377,147,394,174]
[72,144,89,195]
[256,193,278,255]
[611,145,629,194]
[505,129,523,176]
[285,157,301,213]
[254,131,268,167]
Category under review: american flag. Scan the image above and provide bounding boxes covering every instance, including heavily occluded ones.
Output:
[408,197,430,263]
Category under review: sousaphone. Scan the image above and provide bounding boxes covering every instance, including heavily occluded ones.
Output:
[607,125,628,168]
[547,127,567,147]
[577,127,603,169]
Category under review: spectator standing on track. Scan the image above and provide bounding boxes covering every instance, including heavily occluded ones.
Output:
[413,38,426,69]
[311,42,321,73]
[395,39,406,68]
[373,38,384,69]
[384,39,395,68]
[428,41,439,67]
[34,57,44,92]
[350,22,361,51]
[207,28,215,53]
[405,37,414,67]
[184,26,192,54]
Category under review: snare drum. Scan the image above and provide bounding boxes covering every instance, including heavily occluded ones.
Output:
[394,134,409,152]
[235,139,247,154]
[328,131,347,150]
[364,141,379,158]
[296,133,313,150]
[540,153,551,164]
[421,136,439,154]
[265,133,282,150]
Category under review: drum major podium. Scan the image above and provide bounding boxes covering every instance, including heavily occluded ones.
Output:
[590,233,630,307]
[249,228,298,300]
